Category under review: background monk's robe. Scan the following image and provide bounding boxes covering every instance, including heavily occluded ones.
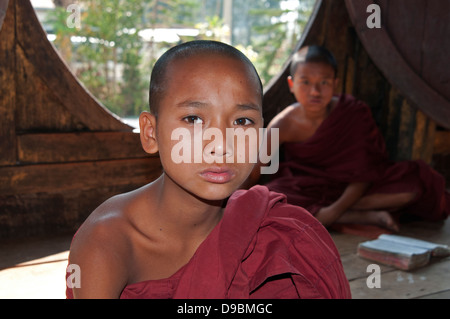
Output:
[265,94,450,222]
[66,186,351,299]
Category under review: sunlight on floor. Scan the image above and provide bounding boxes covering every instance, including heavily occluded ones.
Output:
[0,251,69,299]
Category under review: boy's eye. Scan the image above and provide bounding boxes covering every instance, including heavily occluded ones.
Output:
[183,116,204,125]
[234,118,254,126]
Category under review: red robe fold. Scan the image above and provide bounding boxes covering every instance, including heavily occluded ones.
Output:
[66,185,351,299]
[265,94,449,221]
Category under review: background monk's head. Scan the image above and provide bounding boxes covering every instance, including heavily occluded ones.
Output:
[290,45,338,79]
[287,45,339,114]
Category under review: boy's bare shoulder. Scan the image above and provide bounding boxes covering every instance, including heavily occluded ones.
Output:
[67,184,159,297]
[67,190,142,297]
[69,186,150,267]
[70,196,126,258]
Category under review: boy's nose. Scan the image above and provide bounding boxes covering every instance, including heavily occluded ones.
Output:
[202,126,234,163]
[209,131,233,157]
[310,83,321,95]
[210,142,232,157]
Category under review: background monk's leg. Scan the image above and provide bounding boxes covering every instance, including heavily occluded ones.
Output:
[333,192,417,232]
[335,210,400,232]
[352,192,417,212]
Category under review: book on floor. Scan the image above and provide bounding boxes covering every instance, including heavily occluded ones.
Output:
[357,234,450,270]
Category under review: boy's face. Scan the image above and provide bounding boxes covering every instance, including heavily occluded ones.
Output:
[153,53,263,201]
[287,62,338,114]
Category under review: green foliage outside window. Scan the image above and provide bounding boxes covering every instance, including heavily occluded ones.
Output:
[45,0,315,117]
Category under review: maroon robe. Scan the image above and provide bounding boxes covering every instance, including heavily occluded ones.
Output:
[266,94,449,221]
[66,185,351,299]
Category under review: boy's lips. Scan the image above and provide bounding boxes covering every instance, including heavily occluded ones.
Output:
[309,98,323,104]
[199,167,235,184]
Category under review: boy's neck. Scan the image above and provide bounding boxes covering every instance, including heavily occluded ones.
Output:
[152,174,225,240]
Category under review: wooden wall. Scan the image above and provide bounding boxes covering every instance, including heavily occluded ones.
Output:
[0,0,162,239]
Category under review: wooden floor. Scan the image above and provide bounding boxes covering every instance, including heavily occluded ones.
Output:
[0,219,449,299]
[330,218,450,299]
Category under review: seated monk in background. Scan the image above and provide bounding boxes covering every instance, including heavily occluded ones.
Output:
[248,45,450,232]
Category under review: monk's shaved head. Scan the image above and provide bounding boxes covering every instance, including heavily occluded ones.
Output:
[290,45,338,78]
[149,40,263,116]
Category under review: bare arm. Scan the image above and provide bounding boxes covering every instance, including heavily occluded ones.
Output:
[68,223,128,299]
[315,182,370,227]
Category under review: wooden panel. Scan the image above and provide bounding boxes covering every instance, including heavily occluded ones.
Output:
[344,53,355,94]
[17,132,149,163]
[0,158,162,196]
[396,98,416,161]
[350,35,388,126]
[0,184,145,238]
[432,154,450,186]
[382,87,437,163]
[412,110,436,163]
[345,0,450,129]
[0,0,8,31]
[14,44,88,132]
[421,1,450,101]
[320,0,351,84]
[14,0,132,132]
[385,0,450,101]
[384,0,426,75]
[383,87,403,160]
[0,0,16,165]
[434,131,450,155]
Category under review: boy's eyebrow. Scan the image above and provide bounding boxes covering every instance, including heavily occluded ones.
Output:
[299,75,334,79]
[176,100,208,108]
[177,100,261,112]
[237,103,262,112]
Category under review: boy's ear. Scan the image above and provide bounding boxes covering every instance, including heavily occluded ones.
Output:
[139,111,159,154]
[287,76,294,91]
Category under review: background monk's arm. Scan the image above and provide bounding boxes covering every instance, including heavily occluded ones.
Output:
[315,182,370,227]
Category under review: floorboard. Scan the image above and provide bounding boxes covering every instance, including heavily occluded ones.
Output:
[331,218,450,299]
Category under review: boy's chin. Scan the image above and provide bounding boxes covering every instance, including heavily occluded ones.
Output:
[190,185,239,203]
[196,189,234,203]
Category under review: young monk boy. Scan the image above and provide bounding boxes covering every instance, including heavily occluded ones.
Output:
[252,45,449,231]
[65,41,351,299]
